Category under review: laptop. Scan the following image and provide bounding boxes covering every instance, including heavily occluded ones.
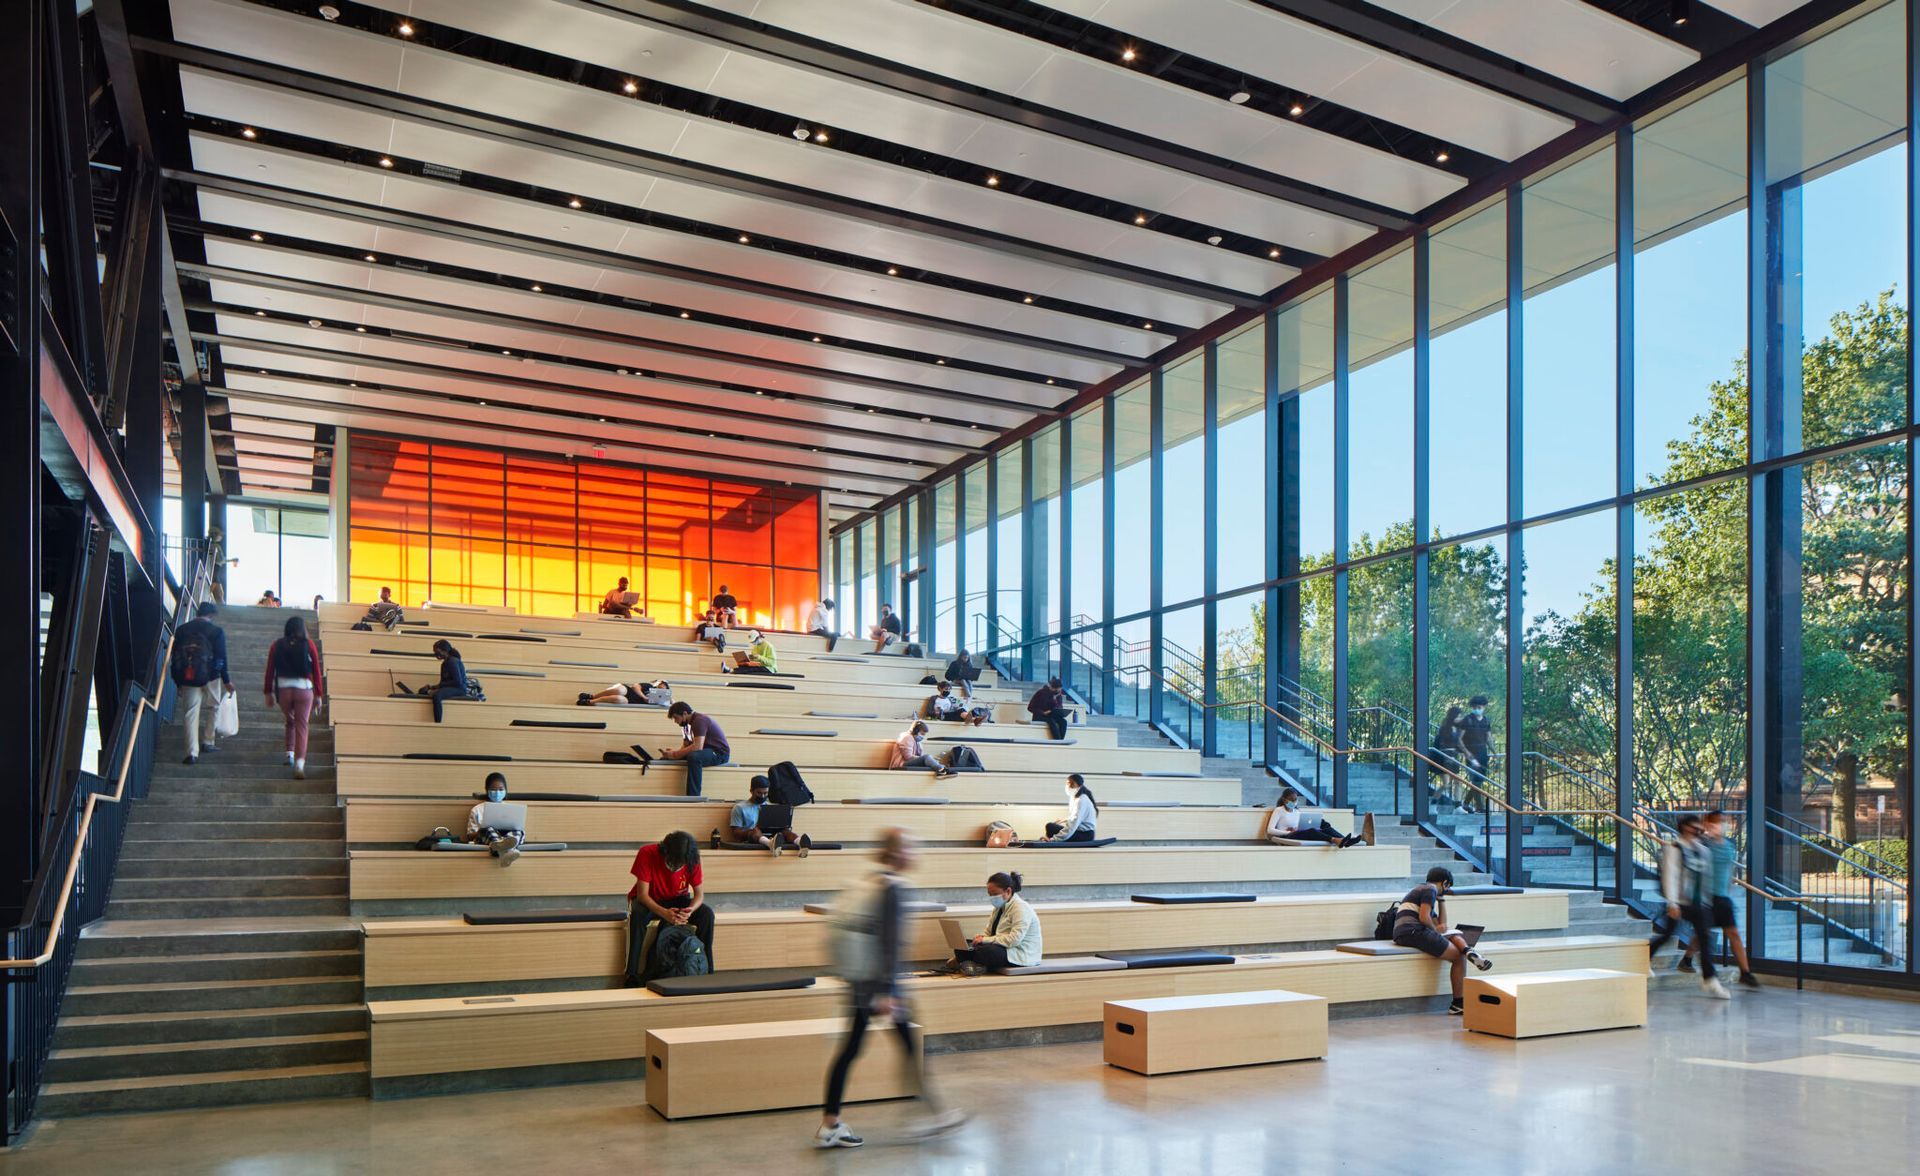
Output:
[730,650,756,666]
[476,801,527,832]
[948,663,982,683]
[939,918,972,952]
[756,802,793,834]
[616,591,639,606]
[1453,923,1485,948]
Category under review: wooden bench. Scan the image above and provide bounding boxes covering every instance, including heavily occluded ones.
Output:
[1103,990,1327,1075]
[644,1018,917,1119]
[365,936,1647,1081]
[1462,968,1647,1038]
[362,889,1562,989]
[345,798,1338,847]
[334,758,1241,806]
[347,844,1415,905]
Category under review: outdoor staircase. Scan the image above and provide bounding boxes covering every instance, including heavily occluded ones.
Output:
[37,605,368,1117]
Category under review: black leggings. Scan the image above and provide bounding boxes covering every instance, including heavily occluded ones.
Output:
[1649,902,1715,978]
[823,990,924,1116]
[1040,711,1068,740]
[952,943,1011,970]
[1044,823,1095,842]
[430,686,466,722]
[1275,820,1345,843]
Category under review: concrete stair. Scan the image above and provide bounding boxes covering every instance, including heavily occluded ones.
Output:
[38,607,369,1119]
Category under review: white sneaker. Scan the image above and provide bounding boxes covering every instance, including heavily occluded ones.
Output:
[1702,977,1731,1000]
[814,1123,863,1149]
[293,759,306,780]
[285,751,295,766]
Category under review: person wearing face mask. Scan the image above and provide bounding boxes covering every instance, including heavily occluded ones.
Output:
[1044,775,1100,842]
[1457,695,1494,809]
[1265,786,1372,848]
[466,772,525,865]
[935,872,1041,976]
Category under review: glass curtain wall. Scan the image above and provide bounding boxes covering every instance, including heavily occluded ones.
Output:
[1032,424,1063,679]
[933,477,958,653]
[963,463,988,652]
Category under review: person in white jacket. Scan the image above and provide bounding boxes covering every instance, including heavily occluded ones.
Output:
[936,872,1042,976]
[1044,775,1100,842]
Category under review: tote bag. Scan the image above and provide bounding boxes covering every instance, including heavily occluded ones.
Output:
[214,689,241,738]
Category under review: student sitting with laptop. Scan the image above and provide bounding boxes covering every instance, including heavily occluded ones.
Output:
[466,772,526,866]
[1392,866,1492,1014]
[600,577,640,618]
[926,680,989,726]
[933,872,1040,976]
[579,679,671,707]
[723,631,778,675]
[1266,786,1373,848]
[715,774,812,857]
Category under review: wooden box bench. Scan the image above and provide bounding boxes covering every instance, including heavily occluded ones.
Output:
[1462,968,1646,1038]
[644,1017,918,1118]
[1103,989,1328,1075]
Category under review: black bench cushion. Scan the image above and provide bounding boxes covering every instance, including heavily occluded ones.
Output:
[1121,771,1203,777]
[726,681,796,690]
[1095,949,1235,968]
[511,719,606,729]
[1450,886,1524,895]
[404,753,513,761]
[648,968,818,996]
[1130,893,1257,905]
[463,909,623,925]
[1014,837,1117,849]
[841,797,950,805]
[752,728,836,737]
[713,840,843,851]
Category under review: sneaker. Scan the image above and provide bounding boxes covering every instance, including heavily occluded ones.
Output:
[1702,976,1730,1000]
[957,962,987,977]
[285,751,295,766]
[499,845,521,867]
[798,833,812,859]
[577,693,592,704]
[770,837,783,858]
[293,760,306,780]
[181,754,198,766]
[1360,813,1377,846]
[710,829,721,850]
[1738,972,1761,990]
[201,743,218,753]
[1676,956,1696,974]
[815,1123,864,1149]
[1447,999,1464,1015]
[1467,951,1493,972]
[1338,834,1361,848]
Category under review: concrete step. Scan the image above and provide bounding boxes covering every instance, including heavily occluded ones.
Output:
[142,776,338,796]
[35,1061,369,1118]
[75,921,360,959]
[108,875,349,900]
[121,839,345,860]
[44,1032,368,1084]
[72,948,361,986]
[104,896,352,919]
[127,818,343,840]
[115,856,347,880]
[52,1002,366,1049]
[141,791,343,809]
[61,974,363,1017]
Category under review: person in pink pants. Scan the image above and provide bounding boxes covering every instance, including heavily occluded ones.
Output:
[263,615,325,779]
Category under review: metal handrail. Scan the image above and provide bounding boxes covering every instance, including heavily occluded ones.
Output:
[0,549,215,969]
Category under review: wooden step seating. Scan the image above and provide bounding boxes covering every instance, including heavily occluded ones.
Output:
[331,723,1190,775]
[318,604,841,656]
[348,844,1414,908]
[364,935,1647,1082]
[362,890,1569,991]
[1103,990,1328,1075]
[644,1018,919,1119]
[336,759,1240,807]
[345,799,1337,848]
[328,696,1109,748]
[324,666,1030,722]
[1462,969,1647,1038]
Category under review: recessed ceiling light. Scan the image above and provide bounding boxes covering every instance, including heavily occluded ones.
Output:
[617,368,628,375]
[1121,46,1137,63]
[397,21,414,37]
[866,408,876,413]
[985,174,1000,187]
[920,416,931,423]
[680,311,691,318]
[599,416,607,422]
[1143,322,1154,330]
[811,336,822,343]
[738,234,750,244]
[249,232,263,241]
[1133,213,1148,225]
[936,359,945,365]
[1434,149,1450,164]
[478,400,487,406]
[318,5,340,19]
[1207,235,1222,246]
[254,309,266,316]
[364,253,376,261]
[307,318,322,327]
[378,157,394,168]
[355,326,367,333]
[886,267,898,276]
[792,124,811,141]
[530,284,542,292]
[1288,101,1305,118]
[622,79,639,95]
[813,130,829,143]
[1269,248,1281,259]
[1229,90,1250,105]
[568,197,582,209]
[1022,295,1034,304]
[241,127,257,139]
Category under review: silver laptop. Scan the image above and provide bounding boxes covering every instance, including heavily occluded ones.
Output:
[939,918,971,952]
[477,801,527,831]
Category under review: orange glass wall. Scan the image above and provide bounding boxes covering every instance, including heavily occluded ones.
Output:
[347,434,820,627]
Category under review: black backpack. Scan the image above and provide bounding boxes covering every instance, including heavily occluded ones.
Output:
[171,626,216,686]
[767,760,815,807]
[942,745,985,773]
[1374,905,1398,940]
[904,642,924,658]
[644,924,712,982]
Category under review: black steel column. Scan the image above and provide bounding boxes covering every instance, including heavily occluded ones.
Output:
[1019,436,1035,680]
[1332,275,1351,809]
[1615,124,1638,902]
[1908,0,1920,975]
[1505,183,1526,884]
[952,473,966,657]
[1149,368,1165,728]
[1263,310,1284,771]
[180,380,208,550]
[985,454,998,660]
[1057,412,1073,693]
[1102,392,1117,714]
[1202,342,1220,757]
[1412,231,1433,828]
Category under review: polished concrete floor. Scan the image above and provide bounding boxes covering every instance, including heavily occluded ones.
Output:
[6,987,1919,1175]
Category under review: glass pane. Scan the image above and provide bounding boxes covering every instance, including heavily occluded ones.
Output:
[1214,589,1266,763]
[1161,604,1205,748]
[1161,354,1206,606]
[430,445,504,540]
[993,445,1024,650]
[1522,145,1617,516]
[857,519,877,636]
[773,488,819,569]
[1217,321,1267,593]
[879,505,902,620]
[1428,537,1509,806]
[1348,251,1415,553]
[834,531,854,635]
[1033,424,1062,641]
[1634,79,1748,487]
[1113,380,1152,618]
[348,435,430,534]
[1347,557,1415,815]
[508,542,577,619]
[964,463,989,650]
[1279,290,1335,575]
[1276,572,1335,798]
[1430,199,1509,538]
[1069,403,1105,630]
[934,478,958,651]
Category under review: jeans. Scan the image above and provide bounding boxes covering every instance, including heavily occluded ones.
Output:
[896,754,944,772]
[430,686,466,722]
[680,747,727,797]
[809,627,837,652]
[1039,711,1068,740]
[625,894,715,983]
[823,987,925,1117]
[180,683,222,757]
[1270,819,1345,844]
[276,686,315,758]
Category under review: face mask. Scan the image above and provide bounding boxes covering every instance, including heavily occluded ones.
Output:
[989,894,1008,909]
[1472,707,1485,716]
[486,791,505,803]
[1283,800,1298,810]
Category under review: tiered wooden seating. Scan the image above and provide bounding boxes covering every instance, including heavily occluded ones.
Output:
[335,759,1238,805]
[1103,990,1327,1075]
[348,844,1414,906]
[365,937,1648,1083]
[1462,969,1647,1038]
[362,890,1570,991]
[644,1019,919,1119]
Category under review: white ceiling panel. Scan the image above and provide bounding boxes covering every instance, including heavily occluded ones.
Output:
[177,71,1224,329]
[1039,0,1572,160]
[1367,0,1699,102]
[382,0,1369,252]
[1707,0,1816,25]
[712,0,1464,212]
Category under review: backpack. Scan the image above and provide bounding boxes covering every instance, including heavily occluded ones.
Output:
[274,638,314,680]
[644,924,711,982]
[942,745,985,773]
[767,760,815,807]
[413,826,455,851]
[464,676,486,701]
[1373,905,1398,940]
[984,820,1016,848]
[904,643,924,658]
[919,674,940,686]
[171,625,216,686]
[828,872,893,986]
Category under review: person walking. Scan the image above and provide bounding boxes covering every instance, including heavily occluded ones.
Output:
[818,829,964,1148]
[1646,816,1702,973]
[1456,695,1493,809]
[1683,809,1758,991]
[171,602,232,765]
[263,615,324,779]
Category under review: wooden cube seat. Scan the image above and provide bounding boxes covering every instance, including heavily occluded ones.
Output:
[1463,968,1647,1038]
[644,1018,919,1120]
[1103,990,1328,1075]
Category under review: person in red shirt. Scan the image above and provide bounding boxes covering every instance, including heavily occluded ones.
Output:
[624,831,714,985]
